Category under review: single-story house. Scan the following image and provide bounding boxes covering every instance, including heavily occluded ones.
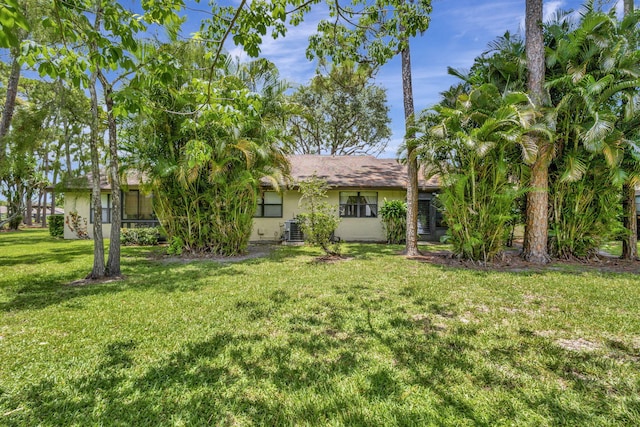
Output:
[62,155,446,242]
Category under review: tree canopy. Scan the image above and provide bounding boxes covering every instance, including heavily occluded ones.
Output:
[286,64,391,156]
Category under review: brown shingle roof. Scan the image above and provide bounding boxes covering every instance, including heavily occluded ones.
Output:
[61,171,147,190]
[63,156,440,191]
[284,155,439,190]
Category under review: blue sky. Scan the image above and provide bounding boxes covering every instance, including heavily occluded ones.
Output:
[204,0,627,158]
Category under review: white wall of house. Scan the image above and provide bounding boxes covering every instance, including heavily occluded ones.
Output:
[64,191,113,239]
[64,188,408,242]
[251,189,406,242]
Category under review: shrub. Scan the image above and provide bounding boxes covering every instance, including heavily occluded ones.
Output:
[379,199,407,244]
[121,227,160,246]
[48,214,64,238]
[296,175,341,256]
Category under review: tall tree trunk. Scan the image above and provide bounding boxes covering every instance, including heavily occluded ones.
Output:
[0,52,21,163]
[87,8,105,280]
[401,38,420,257]
[522,0,550,264]
[99,73,122,277]
[621,0,637,260]
[25,197,32,226]
[622,182,637,259]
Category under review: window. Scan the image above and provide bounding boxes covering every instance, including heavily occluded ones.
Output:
[255,191,283,218]
[90,193,111,223]
[340,191,377,217]
[123,190,154,220]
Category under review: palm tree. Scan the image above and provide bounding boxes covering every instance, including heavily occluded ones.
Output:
[543,6,640,257]
[420,84,537,261]
[126,44,290,255]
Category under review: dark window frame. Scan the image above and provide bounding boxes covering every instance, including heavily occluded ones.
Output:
[339,191,378,218]
[255,191,283,218]
[89,193,112,224]
[122,190,155,221]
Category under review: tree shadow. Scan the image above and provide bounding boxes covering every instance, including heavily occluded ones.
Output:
[3,283,632,426]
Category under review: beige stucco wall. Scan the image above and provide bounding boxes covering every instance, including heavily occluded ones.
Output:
[251,189,407,242]
[63,191,112,239]
[65,188,408,242]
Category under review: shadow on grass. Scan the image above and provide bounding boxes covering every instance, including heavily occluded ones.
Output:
[0,255,247,312]
[0,229,55,247]
[2,286,635,426]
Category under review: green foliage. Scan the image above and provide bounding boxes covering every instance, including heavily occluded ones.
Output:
[436,7,640,259]
[167,236,184,256]
[48,214,64,238]
[121,227,160,246]
[307,0,432,66]
[286,64,391,155]
[379,199,407,244]
[549,157,622,259]
[296,175,341,256]
[439,176,523,262]
[421,84,534,261]
[0,0,29,48]
[124,50,289,256]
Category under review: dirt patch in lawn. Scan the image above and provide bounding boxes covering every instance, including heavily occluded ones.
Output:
[68,275,125,287]
[408,248,640,274]
[556,338,601,352]
[151,244,277,264]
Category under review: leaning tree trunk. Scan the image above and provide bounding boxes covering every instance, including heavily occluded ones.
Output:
[401,37,420,257]
[99,73,122,277]
[621,0,637,260]
[522,0,550,264]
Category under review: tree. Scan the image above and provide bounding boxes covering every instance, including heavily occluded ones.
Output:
[125,48,289,255]
[0,0,46,228]
[439,4,640,259]
[421,84,536,261]
[522,0,550,264]
[307,0,432,257]
[297,175,341,256]
[620,0,638,260]
[286,64,391,155]
[29,0,184,278]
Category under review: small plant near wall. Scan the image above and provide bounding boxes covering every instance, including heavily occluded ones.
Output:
[121,227,160,246]
[297,175,342,257]
[48,214,65,238]
[380,199,407,244]
[65,211,89,239]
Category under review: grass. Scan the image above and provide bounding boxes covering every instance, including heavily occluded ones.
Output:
[1,229,640,426]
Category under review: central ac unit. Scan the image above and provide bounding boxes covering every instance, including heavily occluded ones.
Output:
[284,219,304,242]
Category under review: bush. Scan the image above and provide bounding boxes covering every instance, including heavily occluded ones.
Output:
[48,214,64,238]
[379,199,407,244]
[296,175,341,256]
[121,227,160,246]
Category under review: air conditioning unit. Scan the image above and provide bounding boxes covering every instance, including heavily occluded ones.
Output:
[284,219,304,242]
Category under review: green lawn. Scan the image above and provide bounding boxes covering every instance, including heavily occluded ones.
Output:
[1,229,639,426]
